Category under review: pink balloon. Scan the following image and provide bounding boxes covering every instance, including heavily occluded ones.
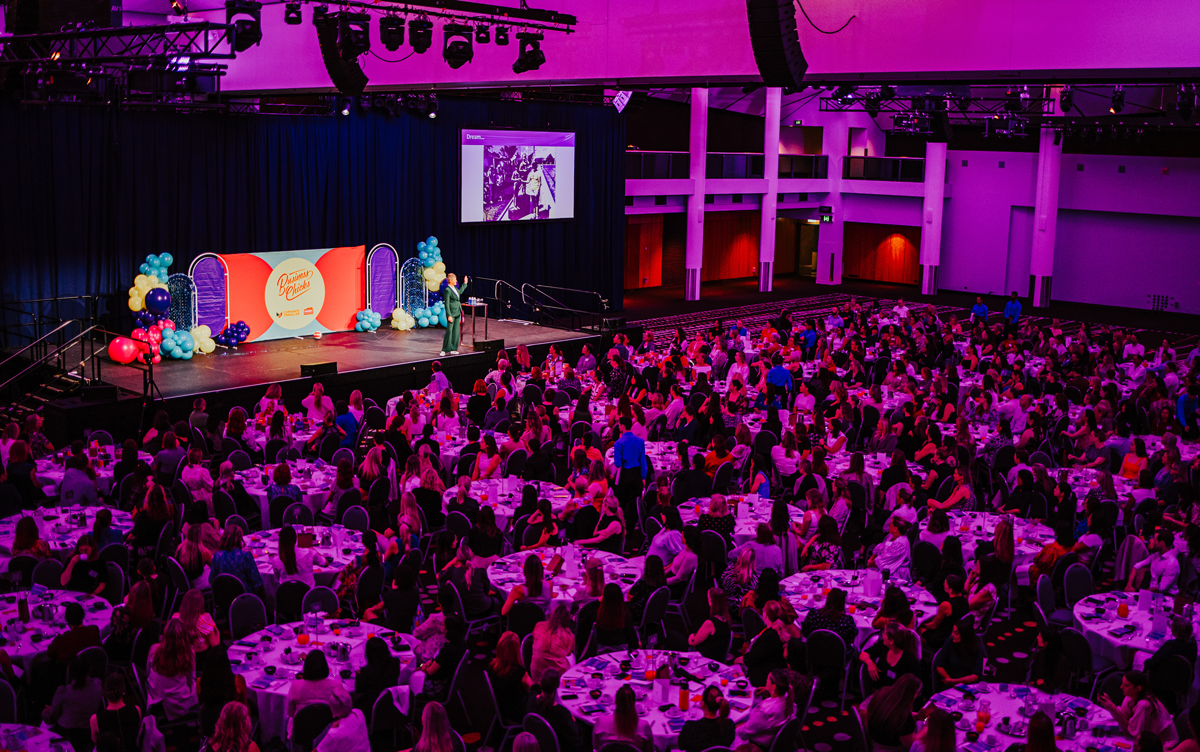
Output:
[152,354,161,364]
[107,337,141,365]
[130,329,149,342]
[148,325,162,337]
[161,320,175,331]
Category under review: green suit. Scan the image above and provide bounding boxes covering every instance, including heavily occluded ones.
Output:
[442,281,466,352]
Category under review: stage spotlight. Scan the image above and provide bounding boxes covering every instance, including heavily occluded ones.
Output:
[1177,84,1195,121]
[495,25,510,45]
[311,3,328,20]
[337,13,370,60]
[225,0,263,52]
[475,24,490,43]
[512,32,545,74]
[443,23,474,68]
[1059,86,1074,113]
[283,1,301,24]
[1109,86,1124,114]
[1003,88,1020,112]
[337,96,351,116]
[1019,85,1030,102]
[427,95,438,118]
[832,84,856,102]
[379,15,405,51]
[409,18,434,53]
[955,95,971,113]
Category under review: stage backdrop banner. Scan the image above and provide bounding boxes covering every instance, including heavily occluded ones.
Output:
[220,246,365,342]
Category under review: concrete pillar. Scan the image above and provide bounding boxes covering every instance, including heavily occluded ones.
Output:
[1030,127,1062,308]
[816,120,847,285]
[918,141,948,295]
[758,87,782,292]
[684,87,708,300]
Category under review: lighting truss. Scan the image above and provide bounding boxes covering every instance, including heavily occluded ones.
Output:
[301,0,576,36]
[0,22,238,66]
[819,89,1056,123]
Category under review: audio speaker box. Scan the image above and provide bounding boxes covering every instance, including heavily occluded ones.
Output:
[313,13,369,95]
[745,0,808,90]
[301,362,338,377]
[80,385,119,403]
[474,339,505,352]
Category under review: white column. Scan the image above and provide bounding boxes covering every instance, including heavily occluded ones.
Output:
[918,141,948,295]
[816,120,847,285]
[758,87,782,292]
[684,87,708,301]
[1030,127,1062,308]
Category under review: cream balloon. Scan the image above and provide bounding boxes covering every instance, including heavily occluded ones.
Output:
[433,261,446,273]
[200,340,216,354]
[425,279,441,292]
[134,275,149,288]
[422,268,435,281]
[128,296,143,312]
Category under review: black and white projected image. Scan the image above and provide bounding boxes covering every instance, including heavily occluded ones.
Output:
[482,145,558,221]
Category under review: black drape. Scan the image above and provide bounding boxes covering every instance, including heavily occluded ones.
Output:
[0,96,625,330]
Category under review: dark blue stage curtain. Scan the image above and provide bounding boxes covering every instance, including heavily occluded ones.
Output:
[0,97,625,331]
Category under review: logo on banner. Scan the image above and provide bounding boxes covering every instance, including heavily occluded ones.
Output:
[265,257,326,331]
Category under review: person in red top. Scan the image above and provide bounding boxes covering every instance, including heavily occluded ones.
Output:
[48,602,101,665]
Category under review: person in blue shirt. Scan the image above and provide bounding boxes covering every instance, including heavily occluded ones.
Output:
[1177,385,1199,440]
[827,309,845,330]
[766,354,793,391]
[969,296,989,326]
[612,417,648,522]
[334,400,359,449]
[1003,292,1022,334]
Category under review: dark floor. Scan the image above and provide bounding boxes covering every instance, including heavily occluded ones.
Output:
[622,276,1200,340]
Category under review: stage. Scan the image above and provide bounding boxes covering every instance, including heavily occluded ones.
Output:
[23,319,603,442]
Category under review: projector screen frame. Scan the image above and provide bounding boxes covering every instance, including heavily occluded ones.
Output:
[458,125,578,226]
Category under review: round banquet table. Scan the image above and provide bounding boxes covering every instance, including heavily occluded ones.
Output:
[440,479,571,533]
[928,683,1121,752]
[826,453,926,487]
[604,442,700,478]
[1070,589,1186,669]
[0,509,134,561]
[780,569,936,649]
[680,496,802,546]
[918,512,1050,568]
[0,589,113,672]
[0,724,66,752]
[557,650,752,752]
[233,620,422,742]
[242,428,316,456]
[244,525,372,597]
[1059,468,1136,516]
[238,461,336,524]
[35,452,152,498]
[486,547,643,605]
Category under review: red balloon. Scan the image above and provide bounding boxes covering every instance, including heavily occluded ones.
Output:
[152,354,161,364]
[161,320,176,331]
[130,329,149,342]
[107,337,141,365]
[148,325,162,337]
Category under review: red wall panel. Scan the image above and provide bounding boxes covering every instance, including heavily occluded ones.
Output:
[702,210,760,282]
[843,222,920,285]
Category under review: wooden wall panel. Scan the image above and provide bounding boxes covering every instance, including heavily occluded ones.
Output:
[624,214,663,289]
[776,219,798,274]
[702,210,760,282]
[843,222,921,285]
[662,214,687,288]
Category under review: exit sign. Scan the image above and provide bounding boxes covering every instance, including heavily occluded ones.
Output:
[820,213,833,223]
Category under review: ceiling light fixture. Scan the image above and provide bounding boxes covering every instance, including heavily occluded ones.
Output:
[1059,86,1074,113]
[283,1,301,24]
[408,18,434,53]
[443,23,474,68]
[225,0,263,52]
[475,24,490,43]
[1109,86,1124,114]
[494,25,510,45]
[337,13,370,60]
[379,15,405,51]
[512,31,545,74]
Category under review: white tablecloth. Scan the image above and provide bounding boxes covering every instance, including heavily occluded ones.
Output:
[486,547,642,604]
[917,513,1050,568]
[0,590,114,672]
[245,526,370,597]
[235,621,422,742]
[239,461,336,523]
[440,479,571,532]
[681,496,800,546]
[1071,590,1183,669]
[780,569,935,649]
[557,651,751,752]
[0,509,133,561]
[0,724,62,752]
[929,684,1118,748]
[35,452,152,498]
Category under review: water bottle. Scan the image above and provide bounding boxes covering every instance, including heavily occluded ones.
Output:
[1063,714,1077,739]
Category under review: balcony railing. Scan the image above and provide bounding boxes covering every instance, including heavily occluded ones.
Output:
[778,154,828,179]
[626,151,830,181]
[625,151,690,180]
[842,156,926,182]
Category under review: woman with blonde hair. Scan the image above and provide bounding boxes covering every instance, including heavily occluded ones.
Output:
[698,494,737,548]
[592,684,653,752]
[414,701,456,752]
[147,619,197,720]
[515,343,533,372]
[401,402,423,444]
[347,390,365,423]
[720,548,759,605]
[173,588,220,655]
[180,447,213,511]
[357,445,386,487]
[390,492,422,551]
[209,701,258,752]
[530,602,576,678]
[174,524,213,587]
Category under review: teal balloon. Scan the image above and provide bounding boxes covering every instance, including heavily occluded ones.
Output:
[426,236,438,247]
[418,317,430,327]
[417,242,427,252]
[438,313,447,327]
[139,263,151,275]
[159,253,173,267]
[145,254,157,264]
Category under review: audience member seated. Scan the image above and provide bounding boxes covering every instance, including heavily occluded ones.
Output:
[677,686,737,752]
[285,650,352,736]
